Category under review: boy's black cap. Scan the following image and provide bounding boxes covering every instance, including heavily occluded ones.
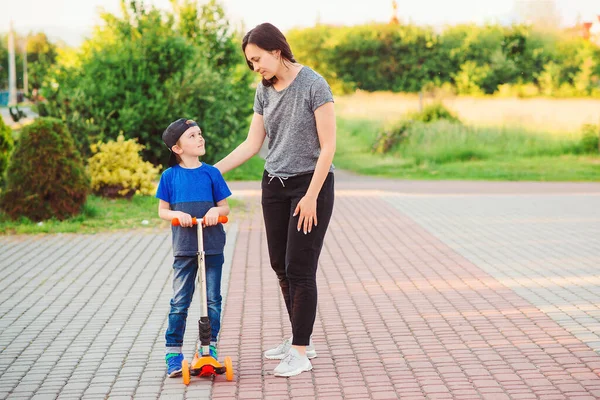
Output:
[162,118,198,167]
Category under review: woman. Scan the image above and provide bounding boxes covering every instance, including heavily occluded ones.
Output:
[215,22,336,377]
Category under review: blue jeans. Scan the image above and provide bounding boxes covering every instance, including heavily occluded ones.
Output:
[165,253,224,352]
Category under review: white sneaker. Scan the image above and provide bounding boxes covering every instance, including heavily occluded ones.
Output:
[273,347,313,377]
[264,336,317,359]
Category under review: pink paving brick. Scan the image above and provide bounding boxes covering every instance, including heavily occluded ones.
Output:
[211,191,600,399]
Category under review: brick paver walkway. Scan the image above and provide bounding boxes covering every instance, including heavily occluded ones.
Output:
[1,175,600,399]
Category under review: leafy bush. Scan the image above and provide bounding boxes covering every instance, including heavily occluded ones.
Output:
[286,25,355,94]
[496,83,540,98]
[580,124,599,153]
[453,61,489,96]
[87,135,160,198]
[411,102,460,124]
[0,116,13,185]
[0,117,89,221]
[372,120,413,154]
[326,24,447,93]
[373,102,460,153]
[41,0,254,166]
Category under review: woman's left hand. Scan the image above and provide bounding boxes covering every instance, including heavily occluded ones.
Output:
[294,195,318,234]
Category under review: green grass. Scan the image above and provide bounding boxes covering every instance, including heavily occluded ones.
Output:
[222,155,264,181]
[399,121,582,161]
[0,153,262,235]
[0,195,245,235]
[335,118,600,181]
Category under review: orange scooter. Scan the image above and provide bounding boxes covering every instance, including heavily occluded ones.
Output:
[172,216,234,384]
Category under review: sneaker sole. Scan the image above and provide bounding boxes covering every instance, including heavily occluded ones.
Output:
[168,370,182,378]
[265,350,317,360]
[274,364,313,377]
[264,353,285,360]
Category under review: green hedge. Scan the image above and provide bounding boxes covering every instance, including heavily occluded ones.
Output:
[287,23,600,96]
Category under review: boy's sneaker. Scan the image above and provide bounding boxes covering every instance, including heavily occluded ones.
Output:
[209,344,218,359]
[264,336,317,360]
[165,353,184,378]
[190,344,219,376]
[273,347,313,377]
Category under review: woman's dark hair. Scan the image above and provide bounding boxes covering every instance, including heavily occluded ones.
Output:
[242,23,297,87]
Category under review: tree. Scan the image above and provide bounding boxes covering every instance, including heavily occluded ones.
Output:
[0,32,58,93]
[41,0,254,166]
[25,32,58,92]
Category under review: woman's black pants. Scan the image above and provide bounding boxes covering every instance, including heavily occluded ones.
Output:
[261,170,335,346]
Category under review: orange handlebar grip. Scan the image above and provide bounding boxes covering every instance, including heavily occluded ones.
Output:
[171,216,228,226]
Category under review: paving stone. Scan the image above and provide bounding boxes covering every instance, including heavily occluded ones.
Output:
[2,180,600,399]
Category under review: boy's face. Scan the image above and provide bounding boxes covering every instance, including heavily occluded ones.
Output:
[173,126,205,158]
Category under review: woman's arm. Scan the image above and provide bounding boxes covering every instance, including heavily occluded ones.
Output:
[214,113,266,175]
[294,101,336,233]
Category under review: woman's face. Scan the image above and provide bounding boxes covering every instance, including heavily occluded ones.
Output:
[244,43,280,80]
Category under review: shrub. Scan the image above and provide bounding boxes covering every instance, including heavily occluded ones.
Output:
[372,102,461,154]
[0,117,89,221]
[0,116,13,185]
[452,61,489,96]
[410,102,461,124]
[87,135,160,198]
[580,124,599,153]
[372,120,413,154]
[496,83,540,98]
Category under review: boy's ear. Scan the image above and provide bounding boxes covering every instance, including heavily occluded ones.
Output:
[172,144,183,155]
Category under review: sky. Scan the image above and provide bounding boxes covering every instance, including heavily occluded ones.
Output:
[2,0,600,46]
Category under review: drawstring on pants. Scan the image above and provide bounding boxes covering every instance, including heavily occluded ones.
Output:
[267,173,289,187]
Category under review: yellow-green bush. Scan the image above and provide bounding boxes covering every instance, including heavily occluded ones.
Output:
[496,83,540,98]
[453,61,489,96]
[87,135,160,198]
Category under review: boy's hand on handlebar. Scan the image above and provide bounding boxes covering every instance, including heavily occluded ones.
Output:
[176,212,194,227]
[203,208,220,227]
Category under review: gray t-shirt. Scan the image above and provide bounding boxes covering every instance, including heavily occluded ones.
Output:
[253,66,335,178]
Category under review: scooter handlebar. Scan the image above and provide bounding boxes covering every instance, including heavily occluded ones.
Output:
[171,216,228,226]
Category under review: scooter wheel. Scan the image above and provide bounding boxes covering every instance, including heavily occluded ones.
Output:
[224,356,234,381]
[182,359,190,385]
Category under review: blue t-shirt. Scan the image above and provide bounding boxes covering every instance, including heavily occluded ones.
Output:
[156,163,232,257]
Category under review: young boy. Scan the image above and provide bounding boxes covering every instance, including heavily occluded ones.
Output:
[156,118,231,378]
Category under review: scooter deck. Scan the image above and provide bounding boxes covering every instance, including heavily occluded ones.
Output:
[191,354,226,375]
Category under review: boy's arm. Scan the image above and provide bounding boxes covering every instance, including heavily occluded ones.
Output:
[158,199,194,227]
[203,199,230,226]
